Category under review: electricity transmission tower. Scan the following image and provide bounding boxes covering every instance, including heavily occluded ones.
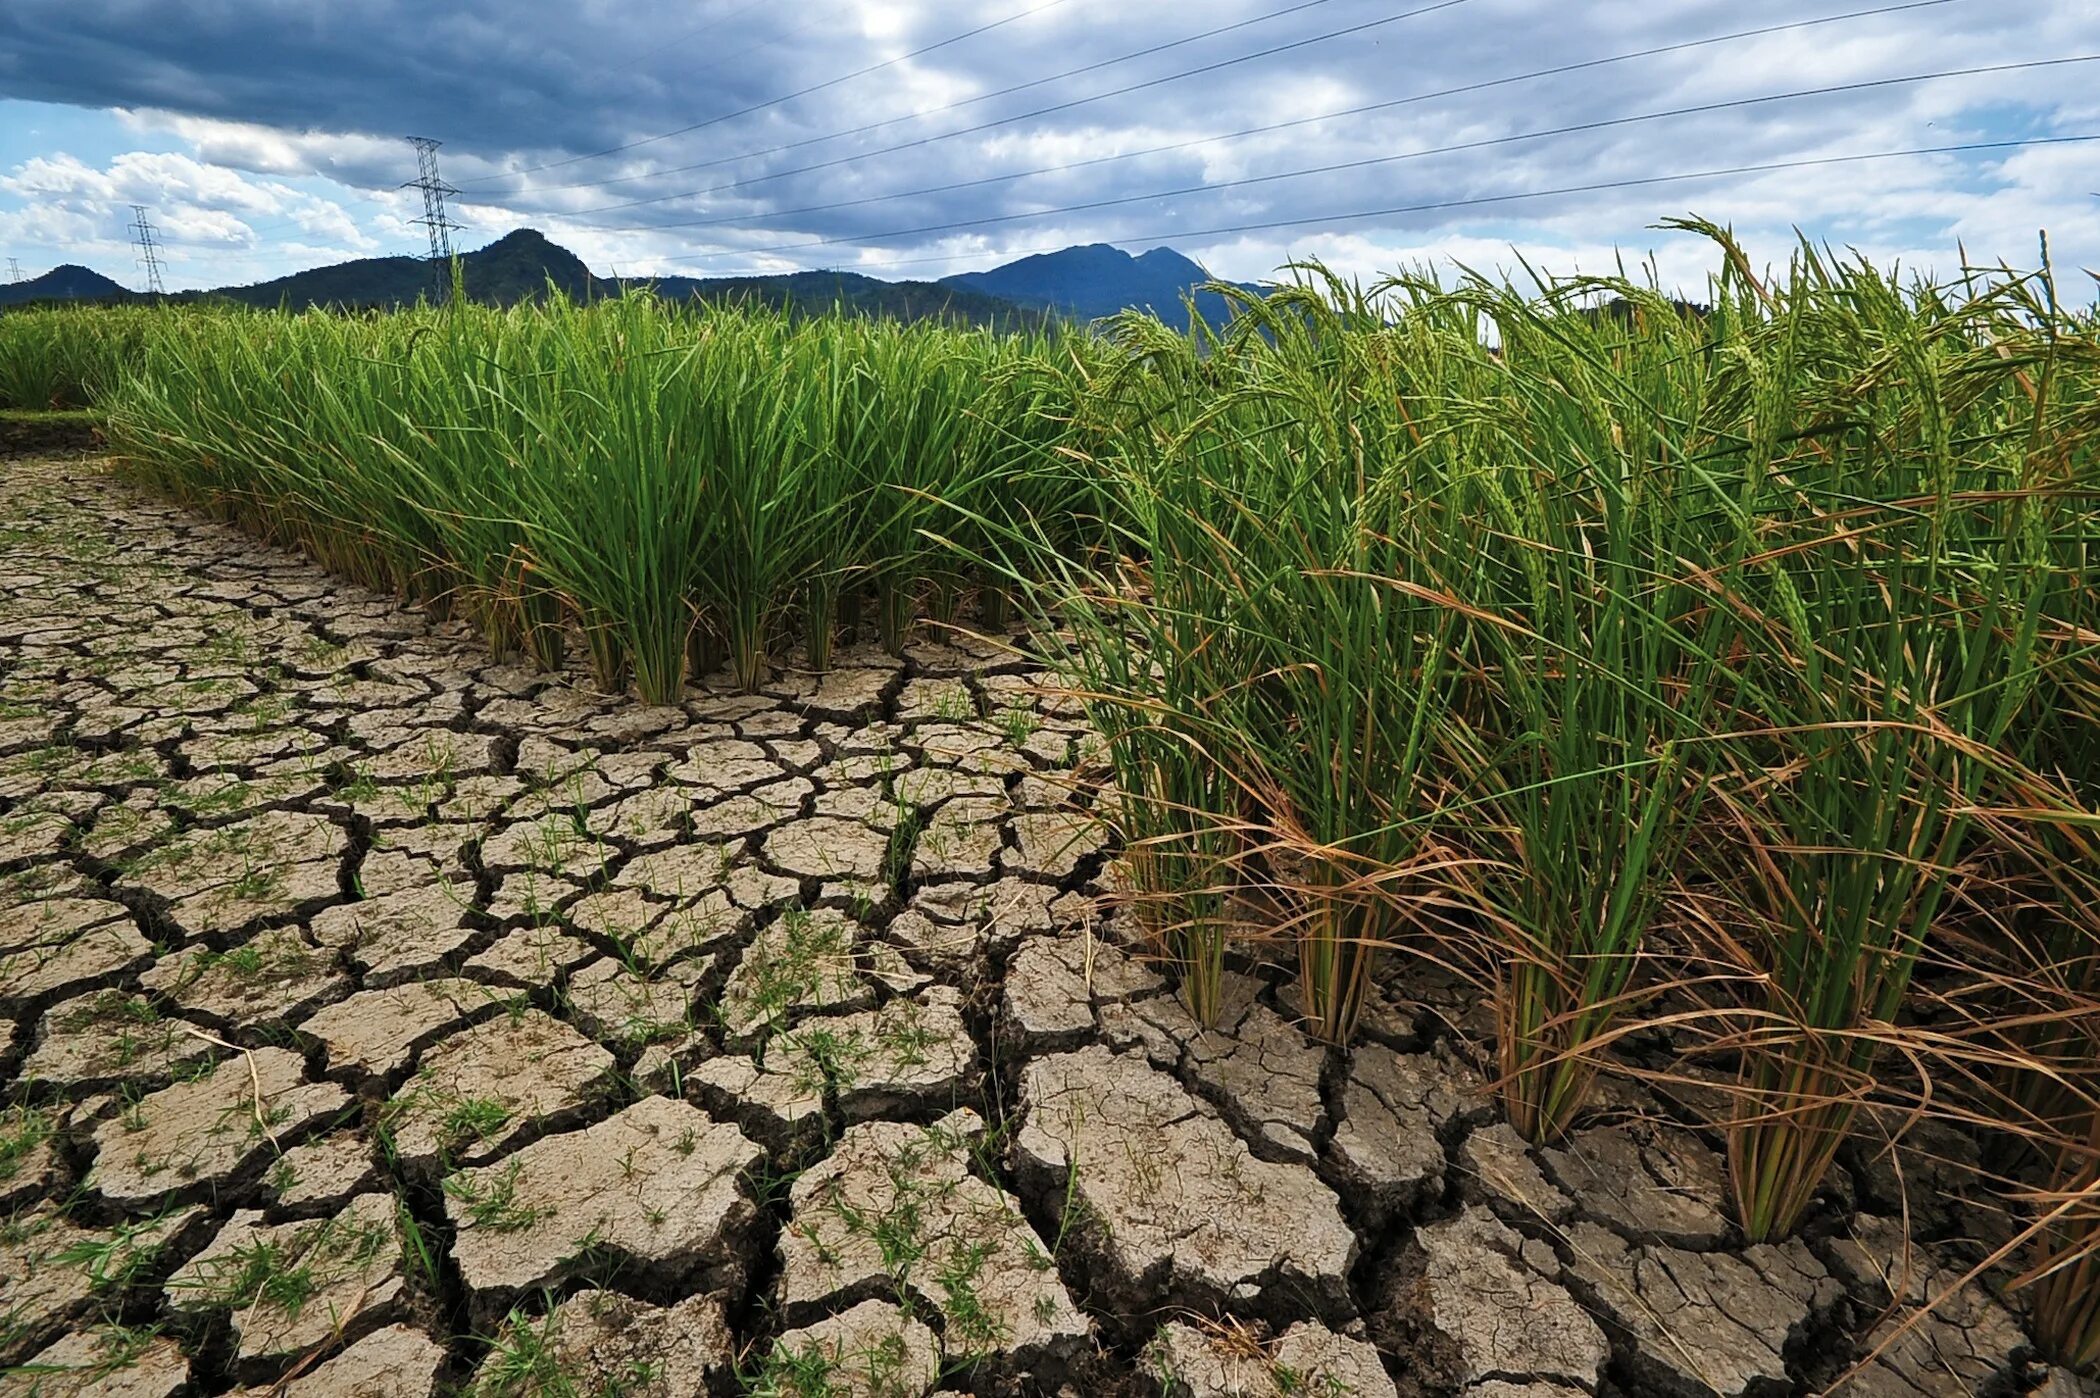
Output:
[403,137,465,297]
[6,258,21,284]
[129,205,167,295]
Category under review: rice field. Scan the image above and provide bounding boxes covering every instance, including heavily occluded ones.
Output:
[5,221,2098,1376]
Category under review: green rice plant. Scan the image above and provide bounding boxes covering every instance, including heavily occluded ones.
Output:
[0,305,151,408]
[958,330,1113,628]
[1979,598,2100,1369]
[370,306,561,663]
[1044,276,1490,1042]
[491,294,726,699]
[1189,283,1493,1044]
[690,313,847,689]
[63,243,2100,1274]
[1936,795,2100,1373]
[786,317,885,673]
[1999,848,2100,1372]
[109,308,454,598]
[99,292,1095,699]
[2029,1116,2100,1371]
[1427,277,1735,1143]
[1052,552,1246,1026]
[1015,315,1273,1025]
[1681,228,2067,1243]
[838,321,986,655]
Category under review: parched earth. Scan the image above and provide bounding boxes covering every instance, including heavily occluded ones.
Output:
[0,455,2091,1398]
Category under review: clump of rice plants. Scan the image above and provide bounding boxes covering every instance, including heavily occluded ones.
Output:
[101,295,1093,698]
[2033,1114,2100,1367]
[0,304,153,409]
[1041,275,1491,1041]
[1427,278,1729,1145]
[1972,636,2100,1366]
[1679,230,2068,1243]
[1032,224,2100,1221]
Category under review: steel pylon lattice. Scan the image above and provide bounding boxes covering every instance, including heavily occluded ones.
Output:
[129,205,167,295]
[403,137,466,294]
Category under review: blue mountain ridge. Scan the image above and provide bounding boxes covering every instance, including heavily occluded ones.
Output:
[0,230,1262,326]
[941,242,1262,324]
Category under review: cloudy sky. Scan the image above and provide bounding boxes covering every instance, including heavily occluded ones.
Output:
[1,0,2096,295]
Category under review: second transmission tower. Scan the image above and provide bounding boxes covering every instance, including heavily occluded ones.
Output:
[403,137,466,298]
[6,259,21,285]
[129,206,167,296]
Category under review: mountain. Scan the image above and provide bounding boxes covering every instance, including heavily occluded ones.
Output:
[941,243,1259,324]
[1,231,1253,329]
[191,228,595,310]
[628,268,1051,330]
[0,264,133,307]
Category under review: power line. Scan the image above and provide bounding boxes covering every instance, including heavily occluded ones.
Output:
[239,0,841,236]
[478,0,1358,196]
[538,0,1477,211]
[621,54,2098,257]
[403,137,467,294]
[457,0,1083,185]
[240,0,1377,246]
[652,132,2098,274]
[128,205,167,295]
[604,0,1965,234]
[567,0,1948,219]
[246,0,1962,266]
[583,24,2024,238]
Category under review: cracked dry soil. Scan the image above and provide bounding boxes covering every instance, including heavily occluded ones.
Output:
[0,456,2089,1398]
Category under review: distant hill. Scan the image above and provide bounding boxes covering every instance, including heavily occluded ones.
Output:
[628,268,1052,330]
[186,228,595,310]
[0,231,1264,329]
[1584,295,1711,326]
[942,243,1261,325]
[0,264,133,307]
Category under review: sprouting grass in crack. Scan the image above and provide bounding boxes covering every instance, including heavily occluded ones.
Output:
[1271,1361,1357,1398]
[472,1300,665,1398]
[929,683,976,723]
[58,990,179,1073]
[734,907,860,1035]
[199,940,267,977]
[0,1106,54,1185]
[441,1096,513,1149]
[932,1235,1002,1354]
[879,810,923,896]
[444,1158,549,1234]
[380,1072,513,1164]
[54,1210,189,1297]
[751,1328,920,1398]
[175,1211,392,1320]
[8,1323,169,1384]
[181,776,261,817]
[471,1305,572,1397]
[778,1022,873,1102]
[115,1082,151,1135]
[996,701,1039,752]
[872,999,938,1075]
[234,1241,321,1321]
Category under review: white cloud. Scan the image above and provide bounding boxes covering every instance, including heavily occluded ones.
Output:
[0,0,2094,294]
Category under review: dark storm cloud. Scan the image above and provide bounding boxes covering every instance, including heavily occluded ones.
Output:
[2,0,2095,284]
